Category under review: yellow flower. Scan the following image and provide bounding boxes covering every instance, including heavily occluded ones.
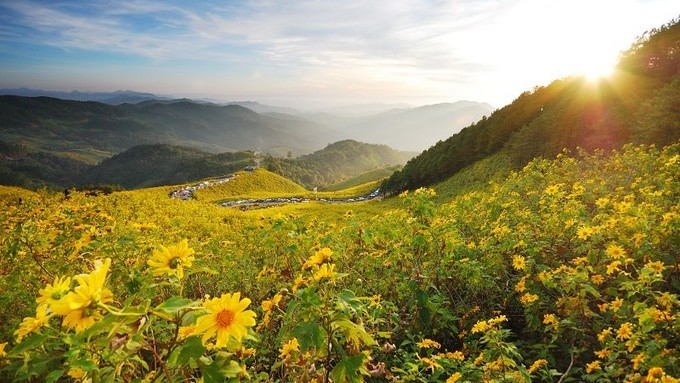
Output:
[606,243,626,260]
[586,360,601,373]
[147,239,195,279]
[544,184,560,196]
[416,339,441,349]
[616,322,634,340]
[591,274,605,285]
[0,342,7,358]
[515,276,527,292]
[598,328,612,343]
[512,255,526,271]
[418,356,442,373]
[543,313,559,329]
[443,351,465,361]
[446,372,462,383]
[647,367,664,381]
[528,359,547,374]
[177,325,196,340]
[577,226,594,240]
[279,337,300,360]
[292,275,306,292]
[303,247,332,269]
[51,258,113,332]
[261,293,283,312]
[520,293,539,305]
[14,304,50,342]
[631,353,645,370]
[610,298,624,312]
[488,315,507,326]
[312,263,336,282]
[471,320,489,334]
[645,261,666,274]
[606,261,622,275]
[36,276,71,307]
[595,349,610,359]
[194,293,256,348]
[67,367,86,379]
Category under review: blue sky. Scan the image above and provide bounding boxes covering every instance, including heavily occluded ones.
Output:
[0,0,677,108]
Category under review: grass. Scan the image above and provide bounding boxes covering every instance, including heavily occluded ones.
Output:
[323,166,399,191]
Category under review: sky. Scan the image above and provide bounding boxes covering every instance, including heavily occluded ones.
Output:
[0,0,677,109]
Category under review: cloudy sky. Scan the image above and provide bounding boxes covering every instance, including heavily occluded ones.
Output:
[0,0,677,108]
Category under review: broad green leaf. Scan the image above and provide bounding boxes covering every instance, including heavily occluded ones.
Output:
[291,321,327,352]
[154,296,196,314]
[46,369,64,383]
[332,319,376,347]
[336,290,363,314]
[176,336,207,366]
[330,353,367,383]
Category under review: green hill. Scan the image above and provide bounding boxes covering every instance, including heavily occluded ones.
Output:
[192,168,307,201]
[323,165,399,191]
[263,139,413,189]
[77,144,258,189]
[382,18,680,194]
[0,97,337,188]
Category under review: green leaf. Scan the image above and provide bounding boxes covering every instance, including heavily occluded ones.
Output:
[200,360,242,383]
[201,361,226,383]
[46,369,64,383]
[290,321,327,353]
[330,353,367,383]
[8,334,46,355]
[176,336,206,366]
[332,319,376,347]
[336,290,363,314]
[154,296,196,314]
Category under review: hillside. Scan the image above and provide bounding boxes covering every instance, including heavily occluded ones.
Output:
[263,139,414,189]
[1,142,678,382]
[78,144,258,189]
[382,18,680,194]
[191,168,307,201]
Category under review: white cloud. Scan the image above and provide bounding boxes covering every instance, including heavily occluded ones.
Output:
[0,0,678,106]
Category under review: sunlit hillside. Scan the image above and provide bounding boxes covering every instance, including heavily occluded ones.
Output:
[1,142,678,382]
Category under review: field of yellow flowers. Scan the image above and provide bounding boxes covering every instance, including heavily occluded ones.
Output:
[0,143,678,382]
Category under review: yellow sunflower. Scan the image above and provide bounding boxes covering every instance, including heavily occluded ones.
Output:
[14,304,50,342]
[147,239,195,279]
[194,293,256,348]
[51,258,113,332]
[36,275,71,307]
[303,247,332,269]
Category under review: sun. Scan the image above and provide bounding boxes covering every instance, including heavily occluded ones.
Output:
[578,54,616,82]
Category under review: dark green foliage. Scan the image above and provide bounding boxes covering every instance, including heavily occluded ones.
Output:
[262,140,413,189]
[78,144,258,189]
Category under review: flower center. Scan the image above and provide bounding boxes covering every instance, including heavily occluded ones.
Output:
[216,309,235,328]
[169,257,181,269]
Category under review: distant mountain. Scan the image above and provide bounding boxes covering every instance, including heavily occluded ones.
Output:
[304,101,495,151]
[0,96,334,158]
[0,88,171,105]
[263,139,415,189]
[309,103,414,117]
[226,101,299,115]
[78,144,258,189]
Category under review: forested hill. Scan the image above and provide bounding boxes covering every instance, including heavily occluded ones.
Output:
[263,139,415,189]
[0,96,333,157]
[77,144,258,189]
[382,17,680,194]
